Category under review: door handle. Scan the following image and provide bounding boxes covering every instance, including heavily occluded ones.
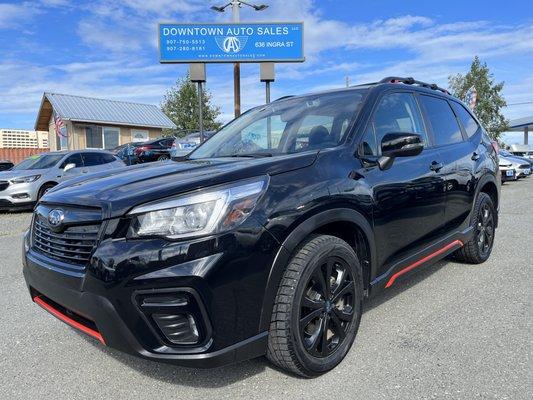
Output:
[471,152,480,161]
[429,161,444,172]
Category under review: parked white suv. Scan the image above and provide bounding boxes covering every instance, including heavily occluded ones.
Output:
[0,150,125,211]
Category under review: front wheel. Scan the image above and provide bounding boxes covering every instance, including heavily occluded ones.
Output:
[267,235,363,377]
[157,155,169,161]
[37,183,56,201]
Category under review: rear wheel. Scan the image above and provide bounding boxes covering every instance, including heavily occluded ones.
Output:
[454,192,496,264]
[267,235,363,377]
[157,154,169,161]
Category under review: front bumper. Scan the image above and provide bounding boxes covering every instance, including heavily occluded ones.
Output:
[0,180,39,209]
[22,219,279,368]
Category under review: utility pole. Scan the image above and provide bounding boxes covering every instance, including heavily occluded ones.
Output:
[211,1,268,119]
[232,0,241,119]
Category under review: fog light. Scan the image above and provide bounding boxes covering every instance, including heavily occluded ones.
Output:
[12,193,30,199]
[152,313,199,345]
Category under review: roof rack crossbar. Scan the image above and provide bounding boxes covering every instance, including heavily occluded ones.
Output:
[379,76,450,94]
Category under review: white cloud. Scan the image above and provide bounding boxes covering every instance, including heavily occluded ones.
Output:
[0,2,41,28]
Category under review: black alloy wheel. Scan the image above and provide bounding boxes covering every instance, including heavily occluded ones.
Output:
[299,257,355,357]
[477,201,495,257]
[453,192,496,264]
[267,235,363,377]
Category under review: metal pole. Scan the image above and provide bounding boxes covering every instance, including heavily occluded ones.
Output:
[232,0,241,118]
[198,82,204,143]
[525,126,529,145]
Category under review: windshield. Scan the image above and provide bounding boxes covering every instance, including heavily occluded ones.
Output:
[12,154,64,170]
[190,90,366,159]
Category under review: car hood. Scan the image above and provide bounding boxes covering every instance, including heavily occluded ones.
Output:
[0,168,49,180]
[42,152,317,218]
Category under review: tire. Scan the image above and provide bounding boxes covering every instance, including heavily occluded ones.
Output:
[157,155,169,161]
[453,192,496,264]
[37,183,56,200]
[267,234,363,377]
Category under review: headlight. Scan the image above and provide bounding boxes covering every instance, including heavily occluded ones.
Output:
[128,176,269,239]
[10,175,41,184]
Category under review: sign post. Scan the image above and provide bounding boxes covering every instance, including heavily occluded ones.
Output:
[189,64,207,143]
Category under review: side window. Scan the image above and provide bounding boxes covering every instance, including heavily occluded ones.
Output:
[82,152,104,166]
[372,93,428,151]
[360,123,377,156]
[102,153,117,164]
[419,95,463,145]
[451,101,480,138]
[60,153,83,169]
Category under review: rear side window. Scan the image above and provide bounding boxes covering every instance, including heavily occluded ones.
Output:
[419,95,463,146]
[82,152,105,166]
[450,102,480,138]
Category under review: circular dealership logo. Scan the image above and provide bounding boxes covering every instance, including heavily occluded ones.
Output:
[216,36,249,54]
[48,209,65,227]
[223,36,241,53]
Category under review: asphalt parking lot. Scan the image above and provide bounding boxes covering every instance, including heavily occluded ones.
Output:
[0,178,530,400]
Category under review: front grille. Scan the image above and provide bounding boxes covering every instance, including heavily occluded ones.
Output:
[0,181,8,192]
[32,218,100,265]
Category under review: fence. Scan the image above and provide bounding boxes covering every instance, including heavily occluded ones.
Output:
[0,148,50,164]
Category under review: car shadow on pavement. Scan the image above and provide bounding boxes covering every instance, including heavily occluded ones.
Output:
[76,333,269,387]
[75,257,450,386]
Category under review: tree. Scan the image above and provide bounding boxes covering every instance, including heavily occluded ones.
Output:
[161,74,222,137]
[448,56,508,139]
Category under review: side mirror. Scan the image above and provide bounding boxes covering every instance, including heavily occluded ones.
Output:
[63,163,76,172]
[381,132,424,158]
[365,132,424,170]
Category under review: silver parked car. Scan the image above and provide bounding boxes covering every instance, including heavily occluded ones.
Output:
[0,150,125,211]
[170,131,216,159]
[499,155,530,179]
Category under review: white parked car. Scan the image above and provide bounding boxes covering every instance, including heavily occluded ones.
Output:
[0,150,125,211]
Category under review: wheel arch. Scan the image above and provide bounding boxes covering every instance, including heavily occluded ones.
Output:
[38,181,59,197]
[258,208,376,332]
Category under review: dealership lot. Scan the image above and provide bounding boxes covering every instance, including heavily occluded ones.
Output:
[0,179,530,400]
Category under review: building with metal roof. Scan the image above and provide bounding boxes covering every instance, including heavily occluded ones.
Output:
[35,92,176,151]
[506,115,532,145]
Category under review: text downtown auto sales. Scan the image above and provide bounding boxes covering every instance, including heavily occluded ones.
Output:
[162,26,291,37]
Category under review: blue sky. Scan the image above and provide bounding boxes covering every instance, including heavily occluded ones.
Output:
[0,0,532,144]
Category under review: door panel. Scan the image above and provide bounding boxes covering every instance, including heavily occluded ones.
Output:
[366,148,446,272]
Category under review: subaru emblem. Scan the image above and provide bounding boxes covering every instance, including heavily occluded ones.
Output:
[48,209,64,227]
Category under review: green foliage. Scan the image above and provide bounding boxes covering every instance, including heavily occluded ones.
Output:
[448,56,508,139]
[161,74,222,137]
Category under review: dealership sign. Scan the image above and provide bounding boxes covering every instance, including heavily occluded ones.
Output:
[158,22,304,63]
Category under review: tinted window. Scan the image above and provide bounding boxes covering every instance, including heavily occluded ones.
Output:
[82,152,105,166]
[61,153,83,169]
[419,96,463,145]
[371,92,427,152]
[451,102,480,138]
[102,153,117,163]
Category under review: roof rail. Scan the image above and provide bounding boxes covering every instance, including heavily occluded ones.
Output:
[379,76,450,94]
[274,95,295,102]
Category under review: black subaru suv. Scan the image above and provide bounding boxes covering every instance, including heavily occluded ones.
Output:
[22,77,499,377]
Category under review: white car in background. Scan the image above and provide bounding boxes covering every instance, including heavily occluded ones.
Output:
[0,150,125,211]
[499,155,530,179]
[170,131,216,159]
